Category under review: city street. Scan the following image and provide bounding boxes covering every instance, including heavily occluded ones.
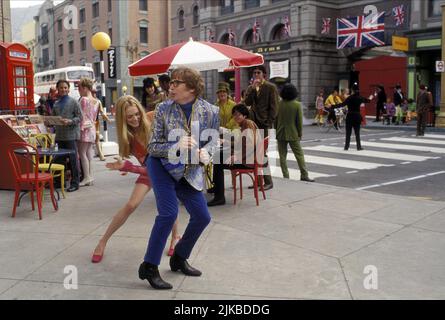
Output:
[273,125,445,201]
[105,119,445,201]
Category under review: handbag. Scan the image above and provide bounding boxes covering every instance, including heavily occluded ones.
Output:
[83,119,93,129]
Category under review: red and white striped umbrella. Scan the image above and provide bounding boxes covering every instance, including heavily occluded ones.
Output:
[128,38,264,76]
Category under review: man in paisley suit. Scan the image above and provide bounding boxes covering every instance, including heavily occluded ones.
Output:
[138,67,220,290]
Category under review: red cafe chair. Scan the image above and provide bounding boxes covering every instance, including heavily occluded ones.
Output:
[230,137,268,206]
[7,142,58,220]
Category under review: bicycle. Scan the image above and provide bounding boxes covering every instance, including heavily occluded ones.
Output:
[317,106,347,133]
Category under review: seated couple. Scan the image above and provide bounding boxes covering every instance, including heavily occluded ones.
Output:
[207,104,265,207]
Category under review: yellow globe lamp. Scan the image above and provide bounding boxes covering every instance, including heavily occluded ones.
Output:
[91,32,111,51]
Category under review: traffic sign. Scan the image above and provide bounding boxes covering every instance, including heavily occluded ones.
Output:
[436,61,445,73]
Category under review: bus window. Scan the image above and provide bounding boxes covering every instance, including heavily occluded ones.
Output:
[67,70,94,80]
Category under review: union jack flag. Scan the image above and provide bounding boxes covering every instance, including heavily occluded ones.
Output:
[321,18,331,34]
[283,16,291,37]
[392,5,405,26]
[228,28,236,46]
[336,12,385,49]
[253,19,261,43]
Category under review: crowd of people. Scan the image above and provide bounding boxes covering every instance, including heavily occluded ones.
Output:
[34,63,437,291]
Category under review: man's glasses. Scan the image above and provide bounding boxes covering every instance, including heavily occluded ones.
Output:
[169,79,185,87]
[253,71,263,75]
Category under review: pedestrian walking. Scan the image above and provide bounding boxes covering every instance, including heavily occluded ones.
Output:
[416,84,433,136]
[139,67,219,290]
[244,65,278,190]
[275,83,314,182]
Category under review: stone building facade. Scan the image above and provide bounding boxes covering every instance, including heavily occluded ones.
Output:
[0,0,11,43]
[171,0,414,111]
[34,0,170,105]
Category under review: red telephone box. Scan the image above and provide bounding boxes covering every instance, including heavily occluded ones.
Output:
[0,42,34,112]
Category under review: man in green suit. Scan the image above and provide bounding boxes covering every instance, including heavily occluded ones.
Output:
[275,83,314,182]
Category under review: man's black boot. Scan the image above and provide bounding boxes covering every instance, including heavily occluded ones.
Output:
[139,261,172,289]
[170,252,202,276]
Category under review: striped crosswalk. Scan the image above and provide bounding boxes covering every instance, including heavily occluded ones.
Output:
[267,133,444,181]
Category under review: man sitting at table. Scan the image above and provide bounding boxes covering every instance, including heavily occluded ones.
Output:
[207,104,263,206]
[50,80,83,192]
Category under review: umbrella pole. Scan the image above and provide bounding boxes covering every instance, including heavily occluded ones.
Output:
[235,68,241,103]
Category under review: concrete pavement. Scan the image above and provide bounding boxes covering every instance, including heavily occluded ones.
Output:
[0,158,444,300]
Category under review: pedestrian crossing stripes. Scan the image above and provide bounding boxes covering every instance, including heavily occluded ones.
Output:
[303,145,435,162]
[269,166,336,180]
[382,137,445,145]
[266,134,444,182]
[353,141,445,154]
[268,151,393,170]
[412,134,445,139]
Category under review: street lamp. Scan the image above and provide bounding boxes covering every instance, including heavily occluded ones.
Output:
[91,32,118,155]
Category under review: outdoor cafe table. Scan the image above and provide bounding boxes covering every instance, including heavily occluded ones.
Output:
[14,147,75,202]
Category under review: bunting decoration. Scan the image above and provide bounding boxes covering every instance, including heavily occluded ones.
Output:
[321,18,331,34]
[392,5,405,26]
[336,12,385,49]
[253,18,261,43]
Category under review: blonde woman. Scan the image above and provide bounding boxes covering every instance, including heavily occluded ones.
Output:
[78,78,100,186]
[91,95,180,263]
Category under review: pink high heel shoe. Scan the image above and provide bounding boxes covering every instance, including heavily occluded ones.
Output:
[91,253,103,263]
[167,236,181,256]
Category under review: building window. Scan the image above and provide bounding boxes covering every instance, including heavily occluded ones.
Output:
[92,2,100,18]
[139,0,148,11]
[80,8,86,23]
[42,48,49,64]
[58,44,63,57]
[41,24,49,45]
[244,0,260,10]
[272,24,288,40]
[220,0,234,15]
[80,36,86,51]
[193,5,199,25]
[140,25,148,44]
[178,10,185,29]
[429,0,442,17]
[57,19,62,32]
[108,0,112,12]
[68,40,74,55]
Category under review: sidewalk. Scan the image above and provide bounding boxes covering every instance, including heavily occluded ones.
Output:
[362,117,445,132]
[0,159,444,300]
